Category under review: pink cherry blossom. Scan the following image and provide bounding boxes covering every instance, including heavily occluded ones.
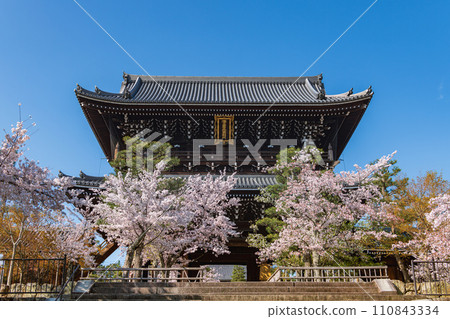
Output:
[258,146,397,266]
[0,122,96,268]
[91,164,239,268]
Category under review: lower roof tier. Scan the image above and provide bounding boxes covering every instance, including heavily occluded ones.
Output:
[60,172,278,192]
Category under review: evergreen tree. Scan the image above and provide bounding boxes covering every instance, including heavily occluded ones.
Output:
[231,265,246,282]
[109,136,180,176]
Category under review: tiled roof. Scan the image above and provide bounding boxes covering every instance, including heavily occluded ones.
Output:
[165,174,278,190]
[75,73,372,105]
[59,171,104,188]
[59,171,277,190]
[60,171,360,192]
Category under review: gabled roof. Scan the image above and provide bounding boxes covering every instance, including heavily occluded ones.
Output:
[75,73,372,105]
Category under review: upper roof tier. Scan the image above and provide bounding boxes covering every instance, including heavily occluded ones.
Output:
[75,73,372,105]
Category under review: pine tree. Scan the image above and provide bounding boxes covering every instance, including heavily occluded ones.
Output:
[231,265,246,282]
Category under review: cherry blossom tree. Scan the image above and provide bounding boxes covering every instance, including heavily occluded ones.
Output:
[255,146,397,268]
[0,122,95,285]
[144,173,239,268]
[92,163,178,269]
[92,163,239,269]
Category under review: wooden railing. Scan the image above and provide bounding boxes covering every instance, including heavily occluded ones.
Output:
[267,266,388,282]
[80,267,210,283]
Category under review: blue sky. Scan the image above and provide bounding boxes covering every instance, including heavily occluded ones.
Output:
[1,0,449,182]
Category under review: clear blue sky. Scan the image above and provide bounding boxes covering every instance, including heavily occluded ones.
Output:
[1,0,449,181]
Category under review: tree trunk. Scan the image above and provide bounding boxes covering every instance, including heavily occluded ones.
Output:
[6,243,17,287]
[124,248,134,281]
[6,215,24,287]
[394,253,411,282]
[131,245,143,280]
[132,245,143,268]
[303,253,312,281]
[124,249,134,268]
[311,251,320,281]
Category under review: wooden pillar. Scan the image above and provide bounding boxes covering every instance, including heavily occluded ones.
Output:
[246,255,259,281]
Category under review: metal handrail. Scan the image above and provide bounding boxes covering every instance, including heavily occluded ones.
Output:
[0,257,65,261]
[55,264,80,301]
[0,256,67,298]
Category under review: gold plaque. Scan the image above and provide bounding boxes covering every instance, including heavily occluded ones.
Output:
[214,115,234,144]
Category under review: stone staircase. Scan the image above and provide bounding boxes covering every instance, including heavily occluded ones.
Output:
[73,281,425,301]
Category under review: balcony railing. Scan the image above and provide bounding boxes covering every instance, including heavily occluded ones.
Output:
[170,149,331,166]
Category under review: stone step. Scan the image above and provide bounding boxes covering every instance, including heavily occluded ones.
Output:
[92,281,376,288]
[200,294,423,301]
[91,286,381,294]
[75,280,413,301]
[74,293,422,301]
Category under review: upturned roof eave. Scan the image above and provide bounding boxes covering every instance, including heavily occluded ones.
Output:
[75,91,373,109]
